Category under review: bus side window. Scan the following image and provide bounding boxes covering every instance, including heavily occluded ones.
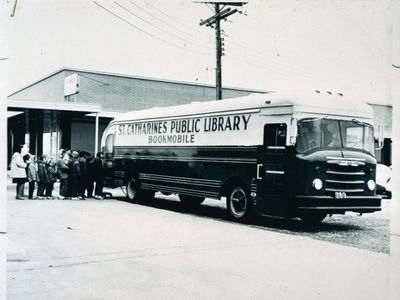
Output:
[264,124,287,147]
[105,134,114,158]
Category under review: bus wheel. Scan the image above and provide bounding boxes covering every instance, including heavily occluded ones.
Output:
[126,178,138,202]
[299,212,327,226]
[126,179,154,202]
[227,186,252,220]
[179,195,204,209]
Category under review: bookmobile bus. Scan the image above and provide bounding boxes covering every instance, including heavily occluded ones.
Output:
[101,91,382,224]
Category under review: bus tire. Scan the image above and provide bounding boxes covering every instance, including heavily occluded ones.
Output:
[179,195,205,209]
[299,212,327,226]
[126,178,154,202]
[227,185,253,221]
[126,178,138,202]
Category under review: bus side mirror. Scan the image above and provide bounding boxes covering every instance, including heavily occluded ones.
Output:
[289,118,298,146]
[375,125,384,150]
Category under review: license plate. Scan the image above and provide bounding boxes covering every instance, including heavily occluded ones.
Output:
[335,191,347,199]
[339,160,358,167]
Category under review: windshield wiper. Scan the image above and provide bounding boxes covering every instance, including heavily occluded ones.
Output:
[298,117,322,125]
[351,119,371,127]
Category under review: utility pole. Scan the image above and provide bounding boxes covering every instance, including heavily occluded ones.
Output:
[198,1,247,100]
[215,4,222,100]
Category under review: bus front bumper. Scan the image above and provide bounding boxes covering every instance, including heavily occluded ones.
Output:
[294,195,382,213]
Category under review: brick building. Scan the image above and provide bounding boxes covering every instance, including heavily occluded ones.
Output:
[7,68,266,162]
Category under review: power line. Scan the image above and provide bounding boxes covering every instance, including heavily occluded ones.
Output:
[138,1,365,91]
[143,0,212,40]
[114,1,209,50]
[131,1,294,76]
[137,4,342,89]
[92,1,209,56]
[217,7,358,85]
[129,1,213,44]
[218,23,370,91]
[229,50,367,91]
[234,5,392,88]
[137,0,325,85]
[93,1,366,93]
[227,45,341,88]
[141,0,215,46]
[226,52,318,85]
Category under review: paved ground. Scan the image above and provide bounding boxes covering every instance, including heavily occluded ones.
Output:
[109,187,391,254]
[6,182,394,299]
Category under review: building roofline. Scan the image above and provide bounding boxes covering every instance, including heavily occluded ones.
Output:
[7,98,102,113]
[8,67,269,97]
[8,68,68,97]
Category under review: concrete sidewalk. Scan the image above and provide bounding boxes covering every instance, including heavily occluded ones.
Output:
[6,183,393,300]
[5,175,123,266]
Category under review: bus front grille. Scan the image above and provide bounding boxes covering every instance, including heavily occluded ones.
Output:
[325,158,366,195]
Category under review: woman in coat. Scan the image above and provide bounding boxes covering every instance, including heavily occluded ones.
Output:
[10,144,29,199]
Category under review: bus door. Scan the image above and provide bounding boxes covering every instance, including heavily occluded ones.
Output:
[258,123,289,216]
[103,132,117,187]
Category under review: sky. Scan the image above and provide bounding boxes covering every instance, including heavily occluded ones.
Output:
[1,0,398,103]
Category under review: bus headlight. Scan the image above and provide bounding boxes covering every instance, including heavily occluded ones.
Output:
[312,178,323,190]
[367,180,376,191]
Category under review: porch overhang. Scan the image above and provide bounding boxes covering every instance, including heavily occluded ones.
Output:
[85,111,120,118]
[7,99,102,113]
[7,99,103,154]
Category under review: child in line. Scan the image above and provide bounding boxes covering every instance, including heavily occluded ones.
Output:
[46,159,57,199]
[26,154,38,199]
[37,155,48,199]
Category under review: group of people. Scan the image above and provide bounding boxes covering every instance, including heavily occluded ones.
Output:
[10,144,106,200]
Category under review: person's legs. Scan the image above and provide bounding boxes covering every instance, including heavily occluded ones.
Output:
[37,182,46,198]
[28,181,35,199]
[79,177,87,198]
[94,178,104,198]
[98,180,104,196]
[59,178,68,198]
[66,177,72,198]
[49,182,54,197]
[94,180,100,196]
[86,179,94,198]
[71,179,79,198]
[46,182,54,198]
[45,183,50,197]
[16,182,25,199]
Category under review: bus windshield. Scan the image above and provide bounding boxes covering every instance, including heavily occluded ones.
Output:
[296,118,375,154]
